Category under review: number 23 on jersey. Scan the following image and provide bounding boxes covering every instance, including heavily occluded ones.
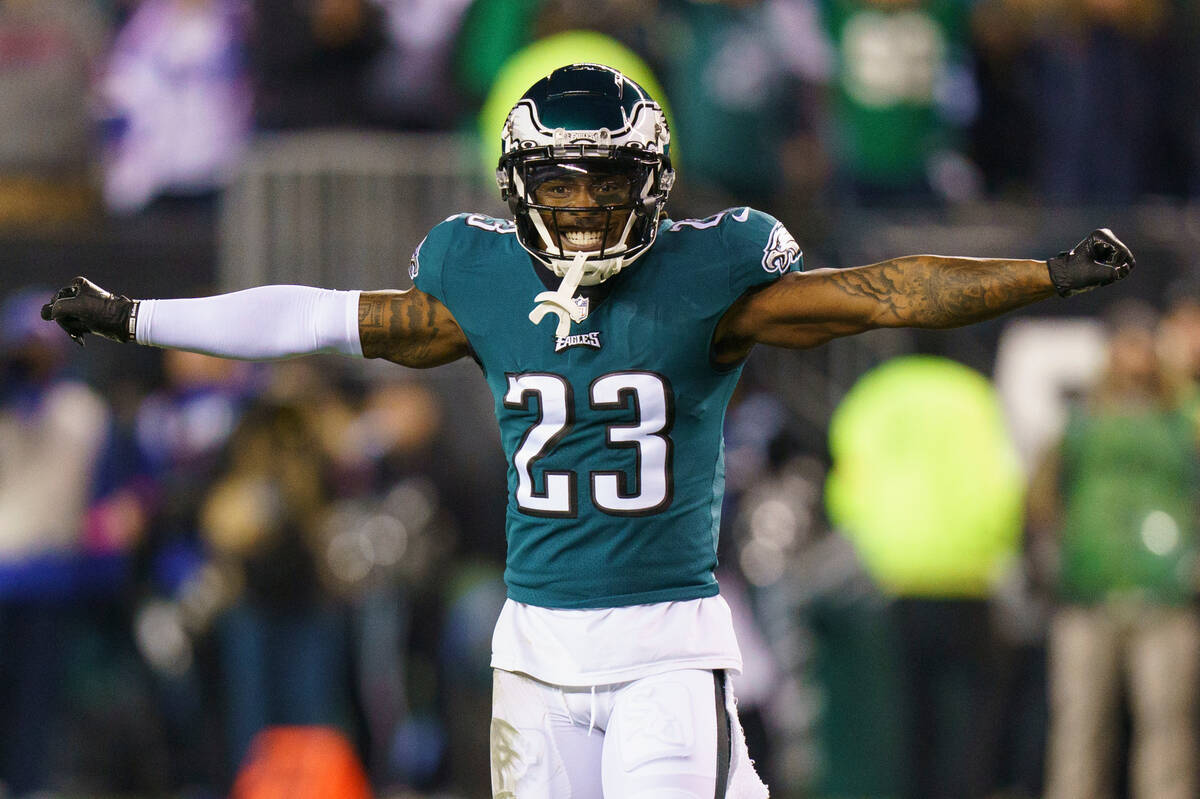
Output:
[504,371,674,517]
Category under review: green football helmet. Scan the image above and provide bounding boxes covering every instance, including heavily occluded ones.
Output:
[497,63,675,286]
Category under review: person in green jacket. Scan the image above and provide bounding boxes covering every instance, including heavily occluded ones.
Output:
[1029,301,1200,799]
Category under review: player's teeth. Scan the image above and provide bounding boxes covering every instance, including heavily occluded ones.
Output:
[564,231,603,247]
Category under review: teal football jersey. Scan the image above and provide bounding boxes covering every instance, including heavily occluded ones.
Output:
[411,207,803,608]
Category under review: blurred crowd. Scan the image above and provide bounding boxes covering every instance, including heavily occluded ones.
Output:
[3,0,1200,221]
[0,295,512,796]
[3,0,1200,798]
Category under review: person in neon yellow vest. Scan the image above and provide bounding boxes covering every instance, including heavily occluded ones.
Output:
[827,355,1024,596]
[826,354,1024,799]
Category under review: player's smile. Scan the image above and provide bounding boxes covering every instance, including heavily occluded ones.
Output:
[532,171,635,253]
[553,215,630,251]
[559,227,608,249]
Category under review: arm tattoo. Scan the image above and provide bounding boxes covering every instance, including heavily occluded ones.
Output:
[828,256,1052,328]
[358,291,462,366]
[358,297,384,330]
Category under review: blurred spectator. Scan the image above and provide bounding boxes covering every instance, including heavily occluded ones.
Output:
[825,355,1025,799]
[654,0,829,210]
[1029,301,1200,799]
[340,379,468,791]
[1157,288,1200,407]
[1034,0,1166,203]
[251,0,474,131]
[437,560,505,795]
[290,369,452,788]
[1164,0,1200,197]
[455,0,657,113]
[967,0,1038,196]
[453,0,539,107]
[248,0,383,130]
[978,0,1166,202]
[0,0,109,224]
[59,388,174,796]
[133,351,257,563]
[816,0,982,205]
[721,385,830,792]
[533,0,659,42]
[128,349,256,789]
[972,0,1200,200]
[97,0,251,214]
[361,0,474,129]
[264,365,471,791]
[200,400,354,776]
[0,288,110,794]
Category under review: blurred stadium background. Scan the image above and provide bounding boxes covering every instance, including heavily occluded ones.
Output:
[1,0,1198,797]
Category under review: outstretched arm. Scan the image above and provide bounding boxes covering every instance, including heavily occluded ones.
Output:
[713,229,1134,363]
[41,279,469,369]
[715,255,1054,358]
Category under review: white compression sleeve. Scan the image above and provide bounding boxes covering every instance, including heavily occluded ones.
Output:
[135,285,363,360]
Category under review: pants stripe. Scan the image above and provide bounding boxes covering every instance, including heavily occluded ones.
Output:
[713,669,730,799]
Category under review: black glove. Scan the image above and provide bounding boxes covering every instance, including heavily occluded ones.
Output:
[1047,228,1135,297]
[40,277,137,346]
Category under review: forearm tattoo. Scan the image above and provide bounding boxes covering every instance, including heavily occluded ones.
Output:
[828,255,1052,328]
[358,291,463,366]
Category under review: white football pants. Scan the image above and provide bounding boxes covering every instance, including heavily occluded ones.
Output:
[490,668,769,799]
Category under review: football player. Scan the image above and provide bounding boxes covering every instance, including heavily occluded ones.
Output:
[43,64,1133,798]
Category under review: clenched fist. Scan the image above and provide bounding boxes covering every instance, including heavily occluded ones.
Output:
[1047,229,1135,297]
[40,277,137,346]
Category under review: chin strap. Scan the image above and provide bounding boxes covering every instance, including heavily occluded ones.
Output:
[529,251,588,338]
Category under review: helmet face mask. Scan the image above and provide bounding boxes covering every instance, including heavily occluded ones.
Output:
[497,64,675,285]
[520,156,656,261]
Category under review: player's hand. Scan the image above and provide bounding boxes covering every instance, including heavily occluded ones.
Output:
[1046,229,1135,297]
[40,277,137,346]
